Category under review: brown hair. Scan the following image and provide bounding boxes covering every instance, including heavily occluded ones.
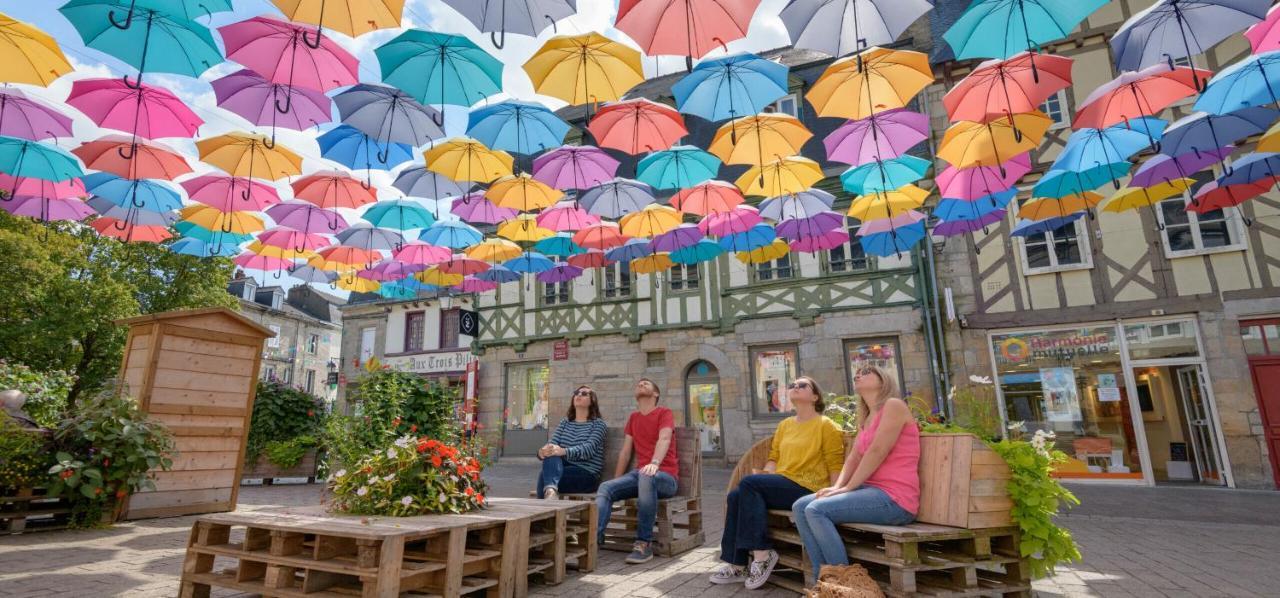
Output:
[853,365,899,428]
[638,377,661,401]
[566,385,602,421]
[793,376,826,412]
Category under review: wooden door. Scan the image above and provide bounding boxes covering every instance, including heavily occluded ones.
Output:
[1248,358,1280,489]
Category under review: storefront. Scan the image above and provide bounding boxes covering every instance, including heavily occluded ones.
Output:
[987,317,1233,487]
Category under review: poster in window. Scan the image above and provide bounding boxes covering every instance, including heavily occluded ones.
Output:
[755,350,796,413]
[846,340,900,391]
[1040,367,1082,424]
[688,383,721,453]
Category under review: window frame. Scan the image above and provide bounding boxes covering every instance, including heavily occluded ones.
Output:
[305,369,316,394]
[540,279,572,306]
[307,333,319,355]
[667,262,701,293]
[825,219,873,274]
[1155,195,1247,258]
[751,252,794,283]
[403,310,426,353]
[1016,214,1093,275]
[267,324,281,348]
[767,93,801,118]
[1039,89,1071,130]
[599,261,633,300]
[841,337,906,396]
[749,344,801,419]
[439,308,461,349]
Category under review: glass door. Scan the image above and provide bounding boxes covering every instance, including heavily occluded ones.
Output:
[1175,366,1224,485]
[686,361,723,456]
[503,361,550,456]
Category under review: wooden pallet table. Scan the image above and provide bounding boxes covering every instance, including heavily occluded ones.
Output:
[0,488,73,535]
[178,497,596,598]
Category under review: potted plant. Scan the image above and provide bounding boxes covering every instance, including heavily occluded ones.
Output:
[244,380,326,482]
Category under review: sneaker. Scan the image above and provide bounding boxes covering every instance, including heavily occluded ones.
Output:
[625,541,654,564]
[543,487,558,500]
[709,564,746,584]
[743,550,779,590]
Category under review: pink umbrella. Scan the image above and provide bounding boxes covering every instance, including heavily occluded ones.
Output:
[67,78,203,140]
[460,277,498,293]
[934,211,1007,237]
[2,195,93,222]
[361,260,426,281]
[452,193,517,225]
[790,229,849,253]
[235,252,294,272]
[394,241,452,266]
[1245,5,1280,53]
[91,218,171,243]
[182,175,281,212]
[437,254,492,275]
[258,227,330,252]
[824,109,929,166]
[573,222,629,250]
[935,154,1032,200]
[218,17,360,93]
[0,174,86,200]
[266,201,349,233]
[857,211,926,235]
[211,69,333,145]
[670,180,745,216]
[699,205,761,236]
[73,135,192,180]
[567,249,612,269]
[537,200,600,231]
[532,146,620,190]
[616,0,759,62]
[0,89,73,140]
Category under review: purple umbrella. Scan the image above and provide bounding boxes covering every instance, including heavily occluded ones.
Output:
[361,260,426,281]
[2,196,93,222]
[267,201,349,233]
[1160,107,1278,159]
[825,109,929,166]
[933,210,1008,237]
[532,145,621,190]
[790,229,849,252]
[452,193,517,224]
[650,223,703,252]
[1132,146,1234,187]
[776,211,845,241]
[211,69,332,146]
[0,89,73,140]
[461,276,498,292]
[536,262,584,283]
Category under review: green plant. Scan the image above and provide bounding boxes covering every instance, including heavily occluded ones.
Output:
[0,360,74,427]
[0,419,52,490]
[264,435,317,469]
[246,380,325,465]
[822,393,859,434]
[323,368,463,472]
[47,393,174,527]
[991,431,1082,578]
[397,379,460,441]
[947,376,1002,442]
[329,435,487,516]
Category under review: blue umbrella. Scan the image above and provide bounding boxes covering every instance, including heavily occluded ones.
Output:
[605,238,653,262]
[944,0,1109,60]
[505,252,555,273]
[579,178,656,218]
[759,189,836,221]
[719,224,777,252]
[671,53,789,122]
[420,220,483,248]
[935,189,1018,221]
[363,199,437,230]
[860,221,925,257]
[840,156,931,195]
[1054,117,1168,168]
[83,172,182,212]
[635,146,721,190]
[319,125,414,172]
[170,237,239,258]
[393,166,468,200]
[1112,0,1270,85]
[1217,152,1280,187]
[670,239,723,264]
[1159,107,1278,164]
[475,264,522,283]
[1195,51,1280,114]
[378,283,418,299]
[467,100,570,156]
[60,0,223,85]
[534,232,586,256]
[375,30,503,118]
[1011,213,1085,237]
[397,277,440,292]
[1034,164,1133,197]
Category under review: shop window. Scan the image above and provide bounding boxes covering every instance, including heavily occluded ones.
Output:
[307,333,319,355]
[1241,319,1280,356]
[751,345,799,416]
[827,220,870,273]
[440,308,460,349]
[668,263,700,292]
[404,311,425,353]
[602,262,632,298]
[1039,90,1070,130]
[505,361,550,431]
[542,280,571,305]
[1157,190,1244,257]
[844,339,903,395]
[1019,218,1089,274]
[754,253,793,282]
[359,326,376,363]
[1124,320,1200,360]
[305,369,316,394]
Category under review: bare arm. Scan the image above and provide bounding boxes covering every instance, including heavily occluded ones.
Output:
[651,427,674,464]
[841,399,912,491]
[614,434,634,479]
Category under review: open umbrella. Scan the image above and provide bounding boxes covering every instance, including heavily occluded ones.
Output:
[533,146,619,190]
[183,175,280,212]
[467,100,570,156]
[475,264,522,283]
[719,223,777,252]
[670,239,723,264]
[497,214,554,242]
[487,173,563,211]
[847,184,928,220]
[672,53,789,121]
[198,132,303,182]
[859,220,924,257]
[453,193,518,224]
[0,137,84,188]
[735,156,823,197]
[537,200,601,231]
[945,0,1108,60]
[258,227,330,252]
[293,171,379,210]
[1191,178,1272,213]
[936,154,1031,200]
[469,237,527,262]
[631,253,675,275]
[424,138,514,184]
[840,155,931,195]
[1103,178,1195,213]
[700,204,762,235]
[637,146,722,190]
[394,166,467,200]
[1195,51,1280,114]
[791,229,850,252]
[60,0,223,86]
[375,30,502,125]
[568,249,612,268]
[180,205,265,235]
[1245,4,1280,52]
[211,69,332,146]
[573,222,629,250]
[218,16,359,94]
[73,135,191,180]
[363,199,437,230]
[267,201,349,233]
[943,52,1074,127]
[1075,65,1211,132]
[441,0,578,49]
[1112,0,1269,85]
[505,251,556,273]
[670,180,744,216]
[3,194,93,223]
[650,223,704,252]
[170,237,240,258]
[708,114,813,168]
[824,109,930,165]
[933,188,1017,222]
[776,211,845,241]
[394,241,452,265]
[420,220,484,249]
[619,204,683,238]
[1131,146,1233,187]
[92,217,171,243]
[271,0,403,40]
[934,210,1007,237]
[588,99,688,155]
[0,89,72,140]
[616,0,760,66]
[174,221,254,246]
[0,12,72,86]
[807,47,932,120]
[1019,192,1104,220]
[938,112,1052,168]
[779,0,933,58]
[759,189,836,221]
[579,178,656,218]
[1217,152,1280,187]
[67,78,203,141]
[318,125,414,175]
[1033,163,1134,198]
[1051,117,1169,174]
[536,262,583,284]
[606,238,654,262]
[1159,107,1278,160]
[524,32,645,106]
[335,84,444,159]
[338,225,405,251]
[1010,213,1084,237]
[250,240,316,262]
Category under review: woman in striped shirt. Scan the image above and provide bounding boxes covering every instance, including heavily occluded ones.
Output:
[536,385,608,499]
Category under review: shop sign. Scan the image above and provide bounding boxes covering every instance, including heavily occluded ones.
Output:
[995,327,1117,365]
[383,350,477,374]
[553,340,569,360]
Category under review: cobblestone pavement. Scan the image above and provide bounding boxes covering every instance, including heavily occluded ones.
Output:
[1,465,1277,597]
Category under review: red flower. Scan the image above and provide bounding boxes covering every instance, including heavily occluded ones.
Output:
[115,489,127,499]
[416,441,429,453]
[457,466,467,477]
[465,487,475,496]
[308,410,315,417]
[392,417,402,427]
[477,494,486,504]
[409,424,417,433]
[102,459,110,467]
[431,455,443,468]
[480,447,489,456]
[59,470,73,480]
[94,487,103,496]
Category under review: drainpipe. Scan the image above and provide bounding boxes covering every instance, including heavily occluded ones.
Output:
[916,246,944,411]
[923,229,952,416]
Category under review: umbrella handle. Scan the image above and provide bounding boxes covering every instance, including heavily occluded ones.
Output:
[274,91,294,115]
[1006,111,1022,143]
[263,131,277,150]
[377,144,391,164]
[545,14,558,34]
[240,186,252,201]
[113,218,130,231]
[108,1,136,30]
[122,73,143,90]
[221,215,234,233]
[432,109,445,127]
[302,26,324,49]
[491,30,506,50]
[116,143,137,160]
[273,269,283,280]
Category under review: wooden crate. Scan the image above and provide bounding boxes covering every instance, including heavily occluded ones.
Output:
[242,449,320,484]
[0,488,72,534]
[178,498,596,598]
[917,434,1013,529]
[114,308,275,520]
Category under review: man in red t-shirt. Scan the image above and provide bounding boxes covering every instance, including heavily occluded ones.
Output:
[595,378,679,564]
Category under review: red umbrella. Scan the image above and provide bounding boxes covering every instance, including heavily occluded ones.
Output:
[670,180,744,216]
[1074,65,1212,130]
[291,171,379,210]
[567,249,611,269]
[182,175,281,212]
[616,0,761,68]
[73,135,191,180]
[588,98,688,155]
[943,52,1073,123]
[572,222,629,250]
[91,217,172,243]
[1190,179,1272,214]
[437,254,492,275]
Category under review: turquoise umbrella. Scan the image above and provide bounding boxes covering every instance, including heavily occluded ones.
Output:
[533,233,586,257]
[419,220,483,249]
[636,146,721,190]
[670,239,723,264]
[944,0,1109,61]
[99,0,234,25]
[60,0,224,87]
[174,221,254,245]
[0,137,84,192]
[378,283,418,299]
[840,156,932,195]
[376,30,503,125]
[362,199,437,230]
[170,237,239,258]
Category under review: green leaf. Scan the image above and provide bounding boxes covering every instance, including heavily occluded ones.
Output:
[79,484,97,499]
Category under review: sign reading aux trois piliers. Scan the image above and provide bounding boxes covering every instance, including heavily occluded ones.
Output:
[383,350,478,374]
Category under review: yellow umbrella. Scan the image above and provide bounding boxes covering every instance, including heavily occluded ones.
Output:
[496,214,554,242]
[0,12,71,86]
[619,204,682,238]
[523,32,644,105]
[179,206,266,235]
[336,275,381,293]
[306,255,359,274]
[848,185,929,220]
[487,173,563,212]
[1258,121,1280,153]
[246,240,316,260]
[708,114,812,166]
[631,253,674,274]
[806,47,933,120]
[937,113,1052,168]
[196,133,303,180]
[424,138,513,184]
[736,157,823,197]
[1103,179,1194,213]
[417,267,464,287]
[736,239,790,264]
[465,238,523,263]
[271,0,402,37]
[1020,192,1104,220]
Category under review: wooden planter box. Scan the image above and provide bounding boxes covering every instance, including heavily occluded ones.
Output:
[1,487,120,534]
[241,448,319,483]
[916,433,1013,529]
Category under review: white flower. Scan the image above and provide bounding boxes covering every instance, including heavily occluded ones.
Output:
[400,496,413,506]
[334,469,347,479]
[1007,421,1025,433]
[438,493,448,503]
[1030,429,1057,454]
[357,486,368,496]
[394,435,414,449]
[969,375,993,385]
[386,447,397,459]
[382,473,396,482]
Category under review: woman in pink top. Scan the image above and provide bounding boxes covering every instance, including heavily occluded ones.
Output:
[791,365,920,582]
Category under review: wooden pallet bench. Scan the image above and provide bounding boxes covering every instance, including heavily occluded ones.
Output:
[0,487,73,535]
[526,426,704,557]
[178,497,595,598]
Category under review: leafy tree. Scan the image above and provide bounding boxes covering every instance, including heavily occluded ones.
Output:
[0,214,237,408]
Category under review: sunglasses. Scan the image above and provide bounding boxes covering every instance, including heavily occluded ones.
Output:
[787,381,810,390]
[574,389,593,396]
[855,369,877,379]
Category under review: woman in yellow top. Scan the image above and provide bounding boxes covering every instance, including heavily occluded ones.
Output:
[709,376,845,590]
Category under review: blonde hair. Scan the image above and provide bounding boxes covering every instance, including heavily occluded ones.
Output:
[854,365,899,428]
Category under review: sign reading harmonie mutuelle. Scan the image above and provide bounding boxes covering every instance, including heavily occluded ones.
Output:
[382,350,477,374]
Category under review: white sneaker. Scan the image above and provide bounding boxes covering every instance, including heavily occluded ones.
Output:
[543,487,558,500]
[744,550,778,590]
[709,564,746,584]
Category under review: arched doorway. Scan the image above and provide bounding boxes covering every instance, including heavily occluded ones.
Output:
[685,360,723,457]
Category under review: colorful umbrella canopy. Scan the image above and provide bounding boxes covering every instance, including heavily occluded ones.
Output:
[336,275,381,292]
[198,132,304,180]
[536,261,584,283]
[775,211,845,241]
[1052,118,1168,171]
[938,113,1052,168]
[1019,192,1104,220]
[180,205,265,235]
[699,204,761,235]
[588,99,688,155]
[336,225,405,251]
[99,0,234,30]
[807,47,932,120]
[258,227,330,252]
[73,135,191,180]
[420,220,484,248]
[218,16,359,93]
[631,253,674,274]
[460,277,499,293]
[497,214,554,241]
[91,217,171,243]
[573,222,628,250]
[670,180,744,216]
[453,193,518,224]
[363,199,437,230]
[1159,107,1278,157]
[267,201,349,233]
[759,189,836,221]
[467,238,524,262]
[537,200,601,231]
[933,210,1006,237]
[247,240,315,261]
[475,264,522,283]
[709,114,813,167]
[67,78,203,140]
[1112,0,1268,79]
[533,146,620,190]
[936,154,1032,200]
[719,223,777,252]
[170,237,240,258]
[467,100,570,155]
[174,221,254,245]
[616,0,760,61]
[523,32,645,105]
[293,171,379,210]
[859,221,924,256]
[1195,51,1280,114]
[0,12,72,86]
[1245,4,1280,52]
[790,228,850,252]
[847,184,928,220]
[945,0,1108,60]
[182,175,280,212]
[1103,178,1195,213]
[0,174,85,201]
[318,125,414,172]
[271,0,403,38]
[0,89,73,140]
[933,189,1017,221]
[736,156,823,196]
[670,239,723,264]
[1130,146,1234,187]
[441,0,577,49]
[1191,178,1272,212]
[60,0,223,81]
[0,136,84,182]
[1074,65,1210,130]
[840,155,931,195]
[943,52,1074,123]
[1033,163,1134,198]
[375,30,503,113]
[824,109,930,165]
[606,238,654,262]
[335,84,444,151]
[287,264,338,283]
[505,251,556,273]
[779,0,933,58]
[394,166,467,200]
[211,70,333,141]
[424,138,514,184]
[567,249,612,268]
[487,173,563,211]
[650,223,703,252]
[619,204,683,238]
[394,241,452,265]
[579,178,656,218]
[672,53,789,121]
[1218,152,1280,187]
[3,195,93,223]
[1010,213,1083,237]
[858,210,926,236]
[636,146,722,190]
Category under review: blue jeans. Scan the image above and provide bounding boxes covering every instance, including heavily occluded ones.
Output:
[595,470,678,543]
[792,486,915,579]
[536,456,600,496]
[721,474,811,566]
